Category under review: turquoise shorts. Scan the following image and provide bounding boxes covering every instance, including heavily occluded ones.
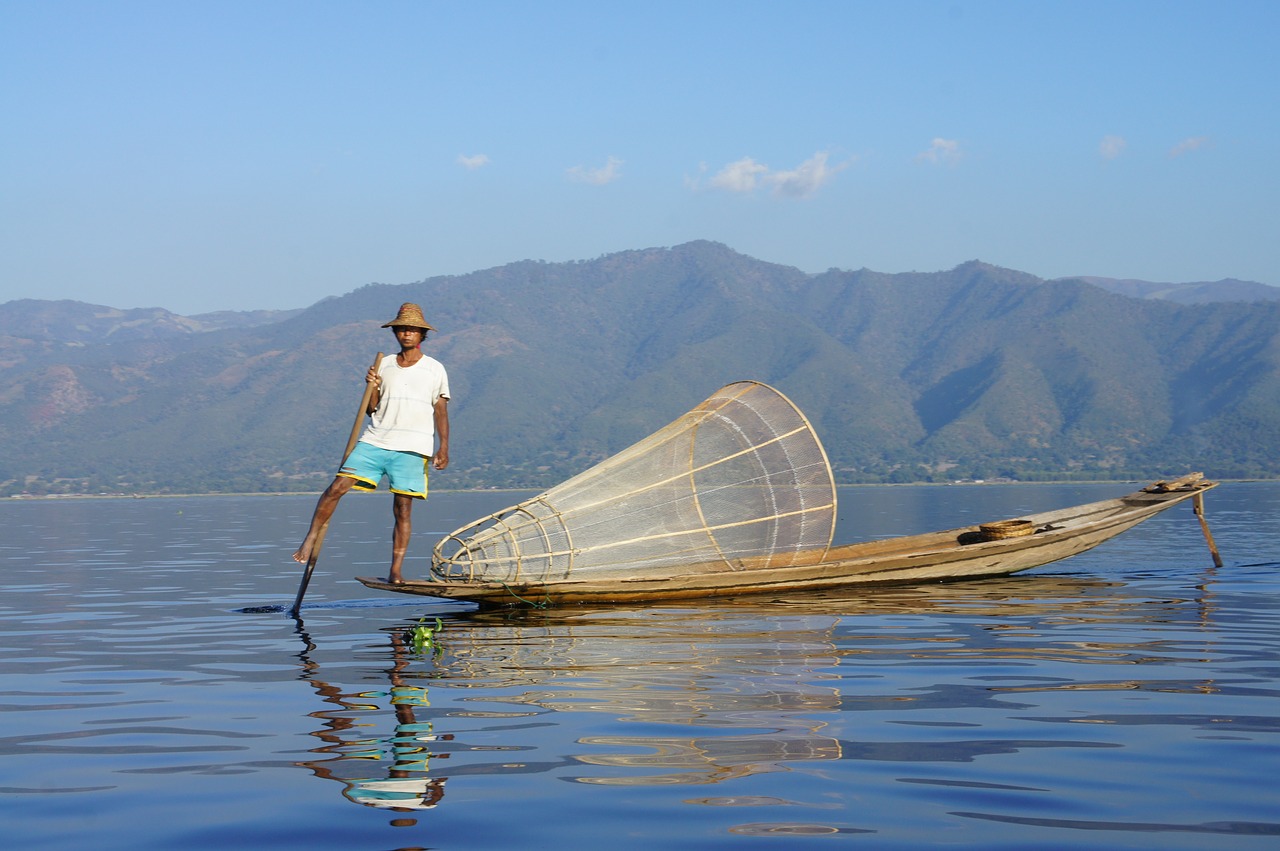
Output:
[338,442,429,498]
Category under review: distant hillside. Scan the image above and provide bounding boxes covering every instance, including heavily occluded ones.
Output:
[1066,276,1280,305]
[0,299,304,370]
[5,242,1279,496]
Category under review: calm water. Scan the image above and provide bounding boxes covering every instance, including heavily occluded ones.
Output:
[1,483,1277,849]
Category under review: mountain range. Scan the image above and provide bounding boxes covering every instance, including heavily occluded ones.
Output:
[4,241,1278,496]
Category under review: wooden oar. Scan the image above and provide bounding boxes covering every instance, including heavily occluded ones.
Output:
[1192,491,1224,568]
[289,351,384,617]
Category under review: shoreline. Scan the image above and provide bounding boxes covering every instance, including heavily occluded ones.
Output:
[4,476,1267,502]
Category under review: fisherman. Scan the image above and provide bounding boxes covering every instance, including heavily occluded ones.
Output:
[292,303,450,584]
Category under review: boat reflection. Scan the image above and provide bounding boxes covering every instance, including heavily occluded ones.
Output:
[294,570,1221,805]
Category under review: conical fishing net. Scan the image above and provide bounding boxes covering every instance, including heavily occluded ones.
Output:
[432,381,836,584]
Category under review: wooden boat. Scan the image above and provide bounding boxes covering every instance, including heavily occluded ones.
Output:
[357,473,1219,607]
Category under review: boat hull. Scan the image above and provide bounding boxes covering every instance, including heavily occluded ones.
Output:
[357,480,1216,607]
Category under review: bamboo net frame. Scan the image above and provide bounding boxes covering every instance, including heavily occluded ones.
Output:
[432,381,837,583]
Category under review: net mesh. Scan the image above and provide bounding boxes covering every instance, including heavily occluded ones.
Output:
[432,381,837,583]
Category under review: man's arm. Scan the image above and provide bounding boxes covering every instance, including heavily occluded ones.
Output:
[433,396,450,469]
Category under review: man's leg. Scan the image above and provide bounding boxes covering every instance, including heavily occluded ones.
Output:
[388,492,415,583]
[292,476,358,563]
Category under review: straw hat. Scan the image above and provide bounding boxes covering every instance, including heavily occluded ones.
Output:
[381,302,436,331]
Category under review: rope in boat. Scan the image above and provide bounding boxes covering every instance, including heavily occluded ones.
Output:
[499,582,552,608]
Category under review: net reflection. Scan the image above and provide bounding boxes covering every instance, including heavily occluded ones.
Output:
[445,607,846,786]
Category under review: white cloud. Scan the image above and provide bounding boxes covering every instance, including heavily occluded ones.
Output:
[704,151,847,197]
[767,151,846,198]
[457,153,490,170]
[1170,136,1210,157]
[567,156,623,185]
[709,156,771,192]
[1099,135,1127,160]
[916,137,962,165]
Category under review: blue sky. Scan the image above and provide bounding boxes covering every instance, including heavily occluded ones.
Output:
[2,0,1276,315]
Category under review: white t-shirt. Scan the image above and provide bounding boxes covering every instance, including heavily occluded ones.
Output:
[359,354,450,456]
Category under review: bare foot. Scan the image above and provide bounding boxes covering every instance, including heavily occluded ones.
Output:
[387,574,404,585]
[292,541,313,564]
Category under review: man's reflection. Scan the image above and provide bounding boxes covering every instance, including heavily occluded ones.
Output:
[297,629,451,811]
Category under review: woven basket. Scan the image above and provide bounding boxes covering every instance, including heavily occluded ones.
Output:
[978,519,1035,541]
